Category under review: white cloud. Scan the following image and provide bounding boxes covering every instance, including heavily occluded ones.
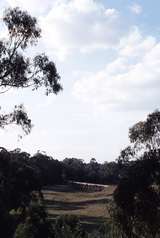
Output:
[39,0,121,60]
[4,0,121,60]
[119,27,156,58]
[6,0,52,15]
[129,3,143,15]
[105,8,119,18]
[73,27,160,110]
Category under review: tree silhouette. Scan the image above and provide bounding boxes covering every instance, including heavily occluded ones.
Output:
[0,7,62,134]
[113,111,160,238]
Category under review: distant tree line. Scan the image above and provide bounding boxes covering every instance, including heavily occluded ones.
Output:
[0,147,123,188]
[63,157,123,185]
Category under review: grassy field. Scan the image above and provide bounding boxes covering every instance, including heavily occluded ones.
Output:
[43,184,115,231]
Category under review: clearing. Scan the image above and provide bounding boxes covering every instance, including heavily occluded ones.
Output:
[43,184,115,231]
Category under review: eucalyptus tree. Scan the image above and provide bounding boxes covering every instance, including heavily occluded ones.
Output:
[113,111,160,238]
[0,8,62,237]
[0,7,62,134]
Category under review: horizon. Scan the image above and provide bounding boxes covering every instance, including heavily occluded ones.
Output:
[0,0,160,163]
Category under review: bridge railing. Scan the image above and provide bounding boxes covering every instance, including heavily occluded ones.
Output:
[68,181,108,192]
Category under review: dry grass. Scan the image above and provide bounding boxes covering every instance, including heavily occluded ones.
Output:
[43,184,116,230]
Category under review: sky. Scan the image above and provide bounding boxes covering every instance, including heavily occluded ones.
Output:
[0,0,160,162]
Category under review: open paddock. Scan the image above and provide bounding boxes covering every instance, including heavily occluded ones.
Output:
[43,184,116,231]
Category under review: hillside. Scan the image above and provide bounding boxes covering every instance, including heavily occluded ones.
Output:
[43,184,116,231]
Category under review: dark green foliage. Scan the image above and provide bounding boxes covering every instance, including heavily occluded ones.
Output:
[32,152,64,186]
[129,110,160,149]
[0,147,41,211]
[63,157,122,185]
[112,111,160,238]
[54,215,87,238]
[0,147,63,237]
[63,158,86,182]
[0,147,42,237]
[14,202,54,238]
[113,152,160,237]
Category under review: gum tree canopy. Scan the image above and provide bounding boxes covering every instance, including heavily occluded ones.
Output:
[113,111,160,238]
[0,7,62,134]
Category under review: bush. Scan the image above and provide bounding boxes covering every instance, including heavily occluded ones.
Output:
[14,202,53,238]
[54,215,87,238]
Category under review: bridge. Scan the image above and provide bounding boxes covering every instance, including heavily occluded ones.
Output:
[68,181,108,192]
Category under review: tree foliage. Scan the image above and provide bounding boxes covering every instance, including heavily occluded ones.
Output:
[112,111,160,238]
[0,7,63,237]
[129,110,160,150]
[0,7,62,134]
[0,104,32,135]
[54,215,87,238]
[1,7,62,93]
[14,202,53,238]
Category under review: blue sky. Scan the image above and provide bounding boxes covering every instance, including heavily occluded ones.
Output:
[0,0,160,162]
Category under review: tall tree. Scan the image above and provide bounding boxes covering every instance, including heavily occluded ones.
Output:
[113,111,160,238]
[0,8,62,237]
